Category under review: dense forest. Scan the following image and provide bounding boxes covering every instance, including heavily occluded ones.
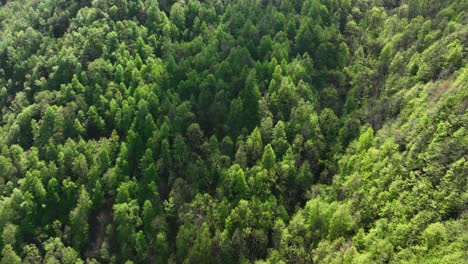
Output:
[0,0,466,263]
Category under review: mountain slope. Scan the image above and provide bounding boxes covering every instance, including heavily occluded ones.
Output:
[0,0,466,263]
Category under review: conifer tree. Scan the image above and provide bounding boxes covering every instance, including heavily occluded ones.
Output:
[262,144,276,170]
[70,186,92,251]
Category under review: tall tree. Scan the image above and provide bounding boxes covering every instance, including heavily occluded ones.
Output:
[262,144,276,170]
[70,186,92,251]
[242,70,261,130]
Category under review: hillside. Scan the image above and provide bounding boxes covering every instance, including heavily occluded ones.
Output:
[0,0,466,263]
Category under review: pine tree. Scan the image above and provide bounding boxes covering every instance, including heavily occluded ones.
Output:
[70,186,92,251]
[242,70,261,130]
[36,106,57,147]
[262,144,276,170]
[226,164,249,198]
[190,223,212,263]
[247,127,263,163]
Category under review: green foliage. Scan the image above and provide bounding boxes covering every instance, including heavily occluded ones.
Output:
[0,0,466,262]
[70,186,92,251]
[262,144,276,170]
[0,244,20,264]
[225,164,249,199]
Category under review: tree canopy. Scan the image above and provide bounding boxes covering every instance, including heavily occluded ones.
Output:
[0,0,466,263]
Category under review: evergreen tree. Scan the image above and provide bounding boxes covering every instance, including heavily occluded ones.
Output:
[242,70,261,130]
[190,223,212,263]
[262,144,276,170]
[0,0,465,262]
[70,186,92,251]
[226,164,249,198]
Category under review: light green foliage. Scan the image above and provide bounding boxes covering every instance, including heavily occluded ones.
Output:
[0,245,21,264]
[113,200,142,258]
[225,164,249,198]
[422,222,447,249]
[1,223,17,247]
[357,127,374,152]
[328,203,354,240]
[247,127,263,163]
[0,0,465,262]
